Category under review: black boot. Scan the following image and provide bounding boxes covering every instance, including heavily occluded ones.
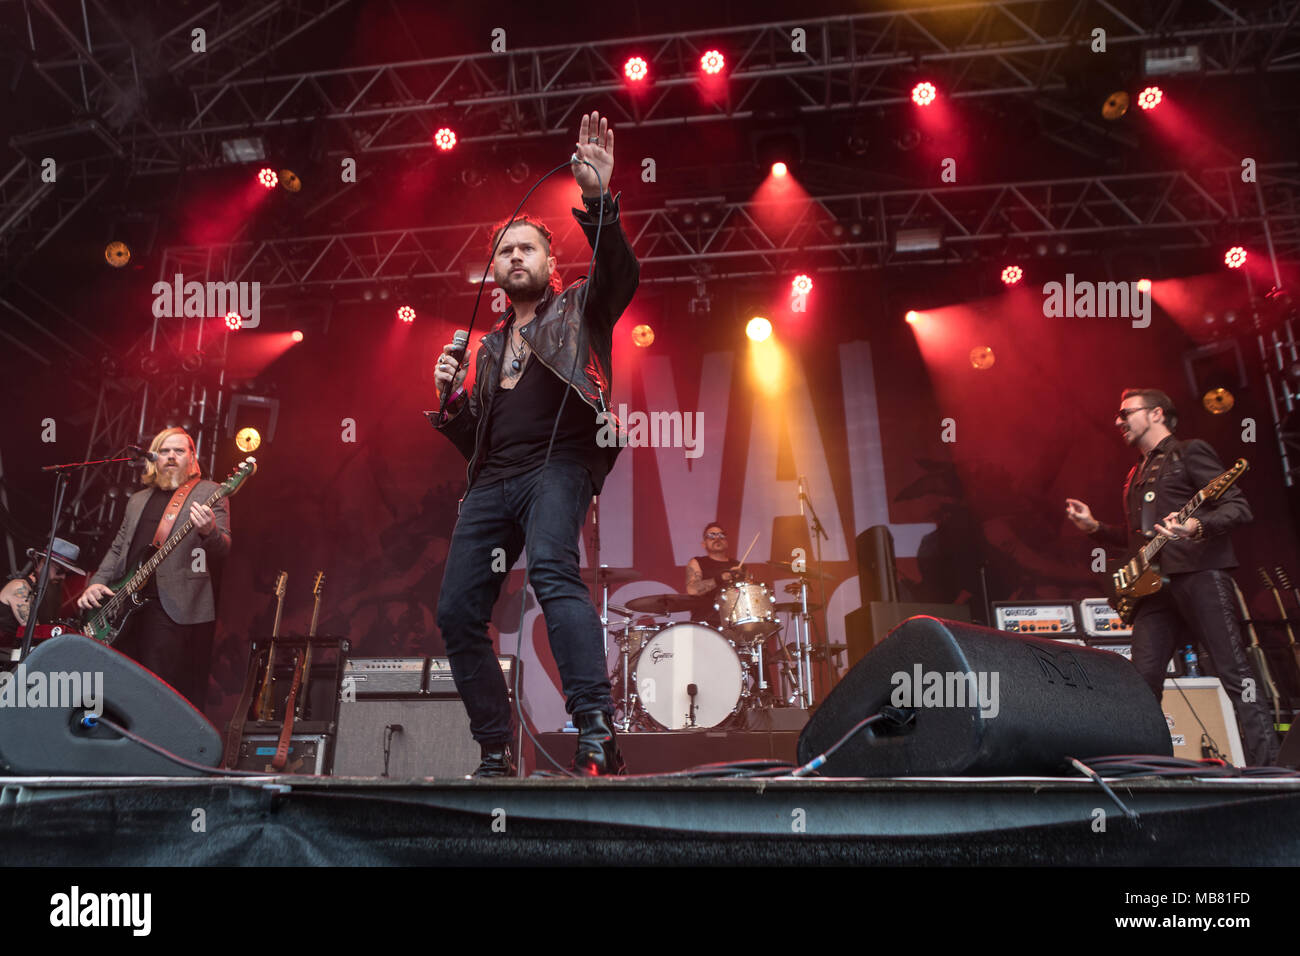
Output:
[572,711,626,776]
[469,743,516,778]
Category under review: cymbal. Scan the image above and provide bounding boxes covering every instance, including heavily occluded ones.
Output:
[771,561,836,580]
[586,567,640,583]
[624,592,703,615]
[773,601,823,614]
[606,604,636,619]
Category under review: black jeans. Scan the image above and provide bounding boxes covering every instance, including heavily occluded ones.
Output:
[1131,569,1279,766]
[114,599,213,712]
[436,459,611,747]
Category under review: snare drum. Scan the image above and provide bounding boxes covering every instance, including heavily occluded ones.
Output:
[632,623,744,730]
[715,583,776,637]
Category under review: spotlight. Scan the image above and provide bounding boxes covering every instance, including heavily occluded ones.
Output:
[632,324,655,347]
[1137,278,1152,292]
[700,50,725,75]
[905,310,922,325]
[1001,265,1023,285]
[1137,86,1163,110]
[771,161,788,177]
[1202,387,1234,414]
[279,169,302,193]
[970,346,996,370]
[104,240,131,268]
[1102,91,1129,120]
[1225,246,1247,269]
[434,127,457,151]
[225,311,243,331]
[746,316,772,342]
[257,168,278,189]
[507,161,530,184]
[624,56,648,82]
[291,330,304,343]
[235,427,262,453]
[791,274,813,294]
[397,305,416,323]
[911,82,937,106]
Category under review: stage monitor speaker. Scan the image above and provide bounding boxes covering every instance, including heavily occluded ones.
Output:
[333,698,525,778]
[845,601,971,666]
[798,616,1172,777]
[855,526,899,606]
[0,634,222,776]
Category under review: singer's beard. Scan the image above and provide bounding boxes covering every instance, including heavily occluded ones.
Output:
[156,468,183,490]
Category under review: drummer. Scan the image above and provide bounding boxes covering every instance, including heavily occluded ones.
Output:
[684,523,745,627]
[0,538,85,650]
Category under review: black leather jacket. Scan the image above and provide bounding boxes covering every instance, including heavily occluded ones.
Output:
[426,193,639,495]
[1091,435,1251,574]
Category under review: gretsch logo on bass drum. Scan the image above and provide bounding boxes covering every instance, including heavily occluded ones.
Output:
[651,648,674,663]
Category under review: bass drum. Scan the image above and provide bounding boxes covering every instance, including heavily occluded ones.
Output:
[632,623,744,730]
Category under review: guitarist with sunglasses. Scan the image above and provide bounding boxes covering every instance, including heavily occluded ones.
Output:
[1065,389,1278,766]
[75,427,231,711]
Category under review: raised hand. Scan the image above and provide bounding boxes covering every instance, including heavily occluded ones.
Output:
[572,110,614,198]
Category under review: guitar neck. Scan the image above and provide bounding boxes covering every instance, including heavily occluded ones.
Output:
[1139,491,1206,565]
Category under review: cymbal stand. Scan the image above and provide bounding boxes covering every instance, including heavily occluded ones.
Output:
[789,576,813,708]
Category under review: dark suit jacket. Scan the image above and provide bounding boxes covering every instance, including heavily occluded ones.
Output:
[1090,435,1250,574]
[89,480,232,624]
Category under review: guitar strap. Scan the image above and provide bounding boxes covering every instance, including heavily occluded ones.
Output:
[151,477,201,548]
[271,651,305,771]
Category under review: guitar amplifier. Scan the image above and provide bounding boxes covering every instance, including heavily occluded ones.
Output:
[1161,677,1244,764]
[1079,597,1133,639]
[992,601,1078,637]
[1090,641,1181,676]
[234,734,331,774]
[426,656,518,698]
[342,657,429,698]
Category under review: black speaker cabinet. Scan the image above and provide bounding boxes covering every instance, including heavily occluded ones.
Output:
[845,601,972,666]
[0,634,222,775]
[855,526,899,606]
[799,616,1172,777]
[333,698,526,778]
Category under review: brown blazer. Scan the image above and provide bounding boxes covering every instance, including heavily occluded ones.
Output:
[88,480,232,625]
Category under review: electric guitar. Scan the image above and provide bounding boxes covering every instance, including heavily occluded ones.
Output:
[1107,458,1248,625]
[1237,576,1281,726]
[269,572,324,771]
[255,570,288,721]
[297,571,325,719]
[82,458,257,645]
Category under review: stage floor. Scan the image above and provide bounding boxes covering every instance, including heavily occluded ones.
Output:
[3,772,1299,865]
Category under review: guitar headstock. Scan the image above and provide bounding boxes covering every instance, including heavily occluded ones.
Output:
[1206,459,1248,500]
[220,457,258,498]
[1258,566,1276,591]
[1276,567,1294,591]
[274,570,288,598]
[312,571,325,595]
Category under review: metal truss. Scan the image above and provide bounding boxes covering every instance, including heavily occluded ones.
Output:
[134,0,1300,161]
[156,164,1300,295]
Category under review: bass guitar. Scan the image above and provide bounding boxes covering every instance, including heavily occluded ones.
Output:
[82,458,257,645]
[1107,458,1248,625]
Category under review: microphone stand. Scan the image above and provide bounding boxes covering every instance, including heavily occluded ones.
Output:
[797,479,829,708]
[17,451,139,663]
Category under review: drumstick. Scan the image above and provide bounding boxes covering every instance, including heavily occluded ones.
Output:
[736,532,761,569]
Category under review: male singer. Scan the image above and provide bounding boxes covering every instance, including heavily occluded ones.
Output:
[1066,388,1278,765]
[429,111,639,777]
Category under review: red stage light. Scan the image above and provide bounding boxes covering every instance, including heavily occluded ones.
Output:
[905,310,922,325]
[624,57,648,82]
[700,50,725,75]
[257,168,278,189]
[396,305,416,323]
[771,162,788,177]
[224,311,243,331]
[1001,265,1024,285]
[1137,86,1163,110]
[291,330,304,343]
[1225,246,1247,269]
[792,274,813,294]
[434,128,457,151]
[1137,278,1152,292]
[912,82,937,107]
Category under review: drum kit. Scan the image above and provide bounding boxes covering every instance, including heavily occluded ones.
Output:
[594,565,840,733]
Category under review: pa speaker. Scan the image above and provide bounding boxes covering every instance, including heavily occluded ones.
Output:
[0,634,222,775]
[798,616,1172,776]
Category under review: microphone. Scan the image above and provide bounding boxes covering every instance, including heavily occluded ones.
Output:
[435,329,470,422]
[126,444,158,462]
[687,683,698,727]
[798,476,806,517]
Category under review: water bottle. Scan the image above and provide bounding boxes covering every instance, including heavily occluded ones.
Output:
[1184,644,1201,677]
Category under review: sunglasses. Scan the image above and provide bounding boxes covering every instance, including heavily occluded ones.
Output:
[705,532,727,539]
[1116,406,1153,421]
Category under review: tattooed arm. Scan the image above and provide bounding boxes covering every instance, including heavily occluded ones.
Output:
[0,579,32,625]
